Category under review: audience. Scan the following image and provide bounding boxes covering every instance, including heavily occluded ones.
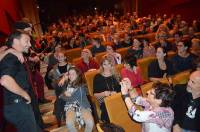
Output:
[148,47,174,82]
[76,48,99,74]
[93,57,121,122]
[90,38,106,56]
[121,53,143,94]
[121,78,175,132]
[59,67,94,132]
[171,39,195,73]
[105,45,122,65]
[172,71,200,132]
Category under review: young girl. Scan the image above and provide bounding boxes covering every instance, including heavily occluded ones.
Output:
[121,78,175,132]
[59,67,94,132]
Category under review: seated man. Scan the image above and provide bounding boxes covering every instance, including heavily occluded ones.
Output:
[172,70,200,131]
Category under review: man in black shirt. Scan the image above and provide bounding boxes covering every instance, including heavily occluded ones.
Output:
[172,71,200,131]
[0,31,39,132]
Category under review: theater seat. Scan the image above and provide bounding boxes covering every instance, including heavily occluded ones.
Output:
[95,52,106,64]
[137,57,156,82]
[104,93,141,132]
[84,70,101,119]
[115,64,124,75]
[64,48,82,62]
[116,47,129,58]
[172,70,191,85]
[72,57,82,65]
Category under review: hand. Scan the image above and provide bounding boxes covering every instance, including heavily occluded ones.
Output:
[129,89,138,98]
[110,91,117,95]
[0,46,8,52]
[22,92,31,104]
[104,91,111,97]
[173,124,182,132]
[64,91,71,97]
[58,74,68,87]
[120,78,132,95]
[7,49,24,63]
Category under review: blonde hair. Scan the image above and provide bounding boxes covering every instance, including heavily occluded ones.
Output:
[99,56,120,81]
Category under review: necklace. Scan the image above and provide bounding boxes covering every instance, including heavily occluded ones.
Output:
[104,75,115,91]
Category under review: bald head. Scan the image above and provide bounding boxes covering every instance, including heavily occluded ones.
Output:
[187,71,200,97]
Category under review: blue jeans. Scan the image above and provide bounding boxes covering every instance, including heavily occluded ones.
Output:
[66,108,94,132]
[4,102,38,132]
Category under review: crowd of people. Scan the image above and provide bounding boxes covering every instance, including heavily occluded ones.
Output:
[0,11,200,132]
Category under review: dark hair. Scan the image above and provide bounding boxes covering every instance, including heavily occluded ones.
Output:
[91,37,101,45]
[68,67,84,88]
[181,38,192,52]
[174,31,183,37]
[156,46,168,58]
[6,31,25,47]
[152,82,175,107]
[123,52,137,68]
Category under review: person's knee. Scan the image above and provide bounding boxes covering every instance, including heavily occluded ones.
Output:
[85,118,94,129]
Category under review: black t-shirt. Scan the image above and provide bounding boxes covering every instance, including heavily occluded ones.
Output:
[171,54,195,73]
[93,73,121,94]
[0,54,33,104]
[58,64,69,74]
[91,45,106,56]
[148,59,174,78]
[172,84,200,131]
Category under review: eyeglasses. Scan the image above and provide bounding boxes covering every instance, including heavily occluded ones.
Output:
[176,44,183,47]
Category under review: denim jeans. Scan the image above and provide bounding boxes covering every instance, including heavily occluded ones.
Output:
[66,108,94,132]
[4,102,38,132]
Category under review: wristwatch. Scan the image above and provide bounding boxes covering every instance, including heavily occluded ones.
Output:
[122,94,130,100]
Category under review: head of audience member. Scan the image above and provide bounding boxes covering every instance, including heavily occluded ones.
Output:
[67,67,84,87]
[156,47,167,60]
[191,38,200,51]
[15,21,32,36]
[142,39,150,48]
[188,27,195,37]
[123,52,137,70]
[81,48,92,61]
[54,45,61,56]
[174,31,183,43]
[106,45,116,54]
[6,31,31,53]
[99,56,119,80]
[56,48,67,64]
[146,82,175,108]
[187,71,200,98]
[91,38,101,48]
[176,39,191,54]
[157,31,168,42]
[132,38,142,50]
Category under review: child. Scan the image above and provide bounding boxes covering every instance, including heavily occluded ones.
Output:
[121,78,175,132]
[59,67,94,132]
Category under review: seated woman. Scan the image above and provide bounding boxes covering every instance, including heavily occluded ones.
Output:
[76,48,99,74]
[171,39,196,73]
[93,57,121,122]
[127,38,143,59]
[121,53,143,94]
[148,47,174,82]
[142,39,156,58]
[59,67,94,132]
[121,78,175,132]
[104,45,122,65]
[90,38,106,56]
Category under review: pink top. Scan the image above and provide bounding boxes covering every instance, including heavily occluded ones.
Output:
[121,67,143,88]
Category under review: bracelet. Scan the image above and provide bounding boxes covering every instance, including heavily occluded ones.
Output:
[122,94,130,100]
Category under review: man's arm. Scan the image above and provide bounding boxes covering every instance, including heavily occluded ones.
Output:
[1,75,31,104]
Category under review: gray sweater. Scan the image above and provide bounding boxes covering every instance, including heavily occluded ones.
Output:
[60,85,91,109]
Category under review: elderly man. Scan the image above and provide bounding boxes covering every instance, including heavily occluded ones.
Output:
[0,31,40,132]
[172,70,200,132]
